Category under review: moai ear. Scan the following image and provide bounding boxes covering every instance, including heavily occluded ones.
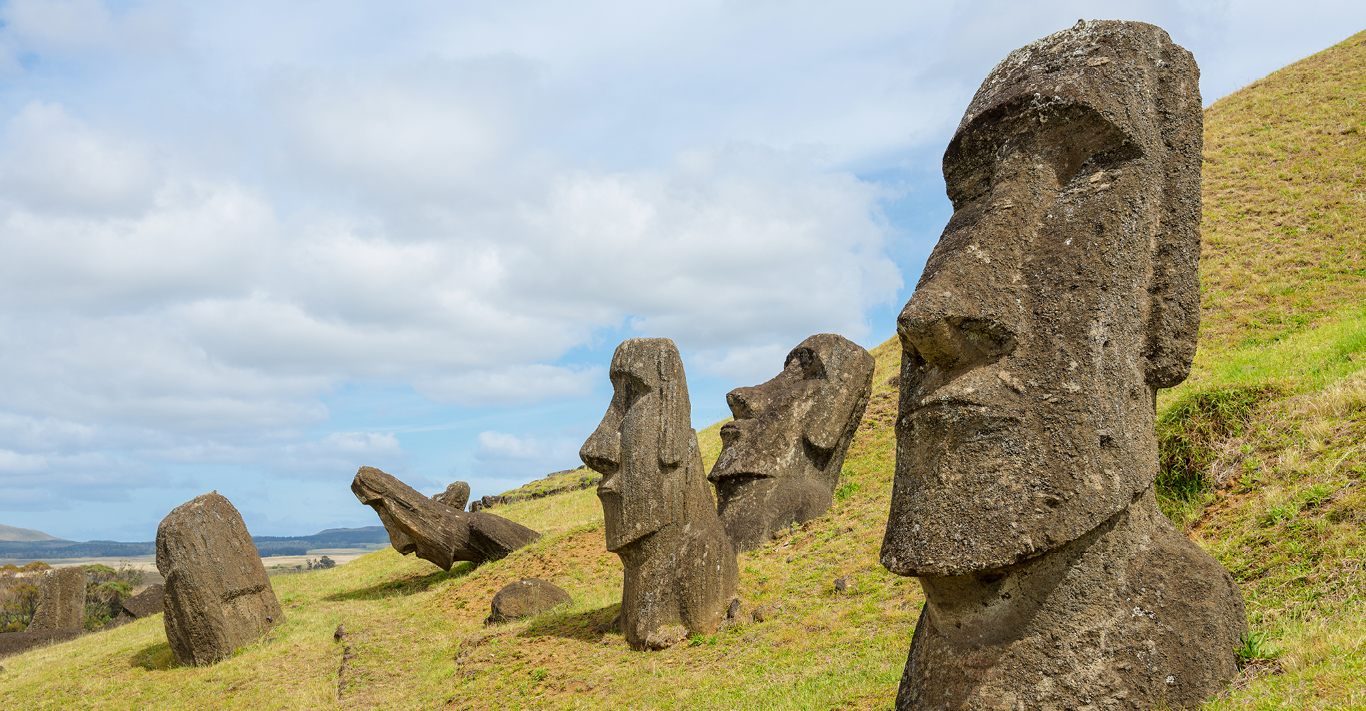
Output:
[801,344,876,454]
[803,380,864,453]
[657,344,692,467]
[1144,40,1203,390]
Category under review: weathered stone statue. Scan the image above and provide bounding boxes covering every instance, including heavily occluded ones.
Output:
[157,492,283,666]
[352,466,540,569]
[28,566,86,631]
[879,20,1246,710]
[580,338,738,650]
[709,333,875,551]
[432,480,471,511]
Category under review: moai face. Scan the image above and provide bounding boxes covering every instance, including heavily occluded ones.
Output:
[580,338,691,553]
[709,333,874,548]
[881,21,1203,577]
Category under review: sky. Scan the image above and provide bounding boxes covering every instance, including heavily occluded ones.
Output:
[1,0,1363,541]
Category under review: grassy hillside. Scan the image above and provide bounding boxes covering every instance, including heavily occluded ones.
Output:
[2,28,1365,711]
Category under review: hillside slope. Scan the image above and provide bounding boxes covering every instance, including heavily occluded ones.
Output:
[0,524,62,542]
[1,28,1365,711]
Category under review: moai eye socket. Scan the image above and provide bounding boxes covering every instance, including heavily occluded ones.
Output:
[943,101,1144,207]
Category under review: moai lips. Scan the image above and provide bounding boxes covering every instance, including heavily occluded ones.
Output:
[880,20,1246,710]
[709,334,874,551]
[580,338,738,651]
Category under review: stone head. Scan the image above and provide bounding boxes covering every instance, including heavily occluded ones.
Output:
[882,20,1203,577]
[580,338,692,552]
[709,334,874,547]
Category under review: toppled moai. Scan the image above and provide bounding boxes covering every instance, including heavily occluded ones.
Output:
[431,480,471,511]
[351,467,540,569]
[709,333,875,551]
[580,338,738,650]
[28,566,86,631]
[879,20,1246,710]
[157,492,283,666]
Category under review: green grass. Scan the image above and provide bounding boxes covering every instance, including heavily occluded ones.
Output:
[4,25,1366,711]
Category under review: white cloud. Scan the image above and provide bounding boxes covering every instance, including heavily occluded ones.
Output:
[689,343,793,383]
[476,431,543,460]
[271,431,407,481]
[473,430,582,484]
[0,102,159,214]
[416,365,599,406]
[0,449,162,510]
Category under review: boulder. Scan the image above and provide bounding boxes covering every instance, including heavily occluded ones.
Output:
[28,566,86,631]
[485,578,572,624]
[156,492,284,666]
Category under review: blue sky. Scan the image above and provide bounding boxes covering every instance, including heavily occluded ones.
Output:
[1,0,1363,541]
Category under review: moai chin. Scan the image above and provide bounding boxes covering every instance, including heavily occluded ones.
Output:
[879,20,1246,710]
[580,337,738,650]
[709,333,875,551]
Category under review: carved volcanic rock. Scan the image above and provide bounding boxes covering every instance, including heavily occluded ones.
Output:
[28,566,86,631]
[880,20,1245,710]
[156,492,283,666]
[709,333,874,551]
[432,481,471,511]
[580,338,738,650]
[120,584,165,619]
[486,578,572,624]
[351,467,540,570]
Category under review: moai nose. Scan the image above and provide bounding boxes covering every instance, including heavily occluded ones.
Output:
[898,292,1016,372]
[580,427,621,475]
[725,386,770,420]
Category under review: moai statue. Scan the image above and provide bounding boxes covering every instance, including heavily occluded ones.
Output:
[157,492,283,666]
[709,333,875,551]
[352,467,540,569]
[28,566,86,630]
[879,21,1247,710]
[580,338,738,650]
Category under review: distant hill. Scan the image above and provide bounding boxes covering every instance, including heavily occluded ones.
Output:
[0,524,64,542]
[0,526,391,561]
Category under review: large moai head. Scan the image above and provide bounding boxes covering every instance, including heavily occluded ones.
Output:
[709,333,875,550]
[580,338,693,553]
[881,20,1203,577]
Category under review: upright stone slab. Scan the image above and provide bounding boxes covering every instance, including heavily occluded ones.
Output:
[580,338,738,650]
[709,333,875,551]
[28,566,86,631]
[879,20,1246,710]
[156,492,283,666]
[352,467,540,569]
